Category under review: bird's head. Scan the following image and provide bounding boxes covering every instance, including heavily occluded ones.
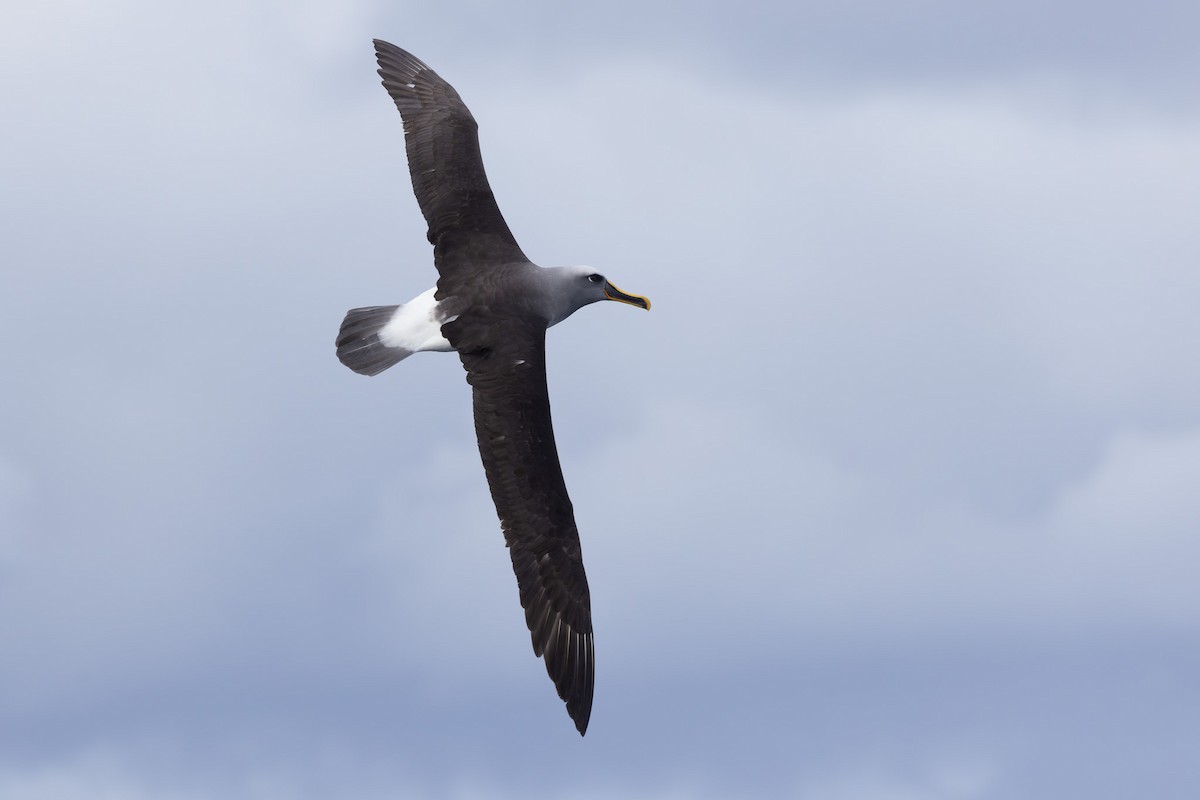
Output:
[555,265,651,320]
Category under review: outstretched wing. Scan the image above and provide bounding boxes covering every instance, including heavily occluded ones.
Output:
[445,312,595,735]
[374,39,529,274]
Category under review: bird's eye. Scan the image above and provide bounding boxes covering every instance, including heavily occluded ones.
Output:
[587,273,603,284]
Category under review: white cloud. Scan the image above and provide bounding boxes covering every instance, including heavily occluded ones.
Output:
[795,758,998,800]
[560,400,1200,671]
[1043,427,1200,625]
[8,0,1198,687]
[2,2,1197,797]
[0,752,195,800]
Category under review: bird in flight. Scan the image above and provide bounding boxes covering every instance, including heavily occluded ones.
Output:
[336,39,650,735]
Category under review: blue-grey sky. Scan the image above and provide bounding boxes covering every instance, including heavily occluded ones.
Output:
[3,1,1199,798]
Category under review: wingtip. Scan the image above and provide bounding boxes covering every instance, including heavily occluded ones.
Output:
[530,610,594,736]
[571,705,590,738]
[568,684,593,735]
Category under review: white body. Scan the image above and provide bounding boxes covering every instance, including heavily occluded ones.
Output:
[379,287,454,353]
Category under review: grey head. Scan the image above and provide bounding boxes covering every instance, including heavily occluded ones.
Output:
[540,265,652,328]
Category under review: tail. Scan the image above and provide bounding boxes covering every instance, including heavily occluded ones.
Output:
[336,305,412,376]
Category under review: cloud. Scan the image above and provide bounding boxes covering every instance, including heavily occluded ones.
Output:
[795,757,998,800]
[0,752,197,800]
[2,1,1198,798]
[568,405,1200,664]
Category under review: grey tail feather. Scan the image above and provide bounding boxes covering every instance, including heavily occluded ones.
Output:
[336,305,412,376]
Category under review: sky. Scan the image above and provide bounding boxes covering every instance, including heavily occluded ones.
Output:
[2,1,1199,798]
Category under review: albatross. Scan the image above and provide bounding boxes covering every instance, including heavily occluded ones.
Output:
[335,40,650,735]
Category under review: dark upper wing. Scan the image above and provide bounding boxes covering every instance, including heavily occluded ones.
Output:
[444,312,595,735]
[373,39,529,273]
